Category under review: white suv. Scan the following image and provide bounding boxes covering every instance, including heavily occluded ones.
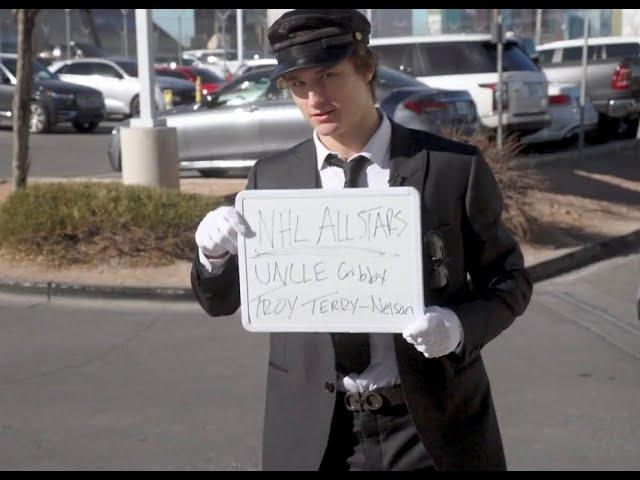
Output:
[370,34,551,137]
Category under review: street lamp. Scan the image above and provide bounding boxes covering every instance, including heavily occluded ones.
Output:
[65,9,71,59]
[121,9,129,58]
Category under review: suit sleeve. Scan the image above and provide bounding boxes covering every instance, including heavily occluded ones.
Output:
[190,162,258,317]
[450,151,533,361]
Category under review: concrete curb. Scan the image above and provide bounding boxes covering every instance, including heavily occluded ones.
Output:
[527,228,640,283]
[1,228,639,301]
[0,279,195,302]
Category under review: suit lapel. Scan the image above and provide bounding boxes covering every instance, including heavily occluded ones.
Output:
[388,121,429,195]
[291,139,322,189]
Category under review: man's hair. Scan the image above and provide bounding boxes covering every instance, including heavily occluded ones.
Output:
[348,41,378,102]
[276,41,379,102]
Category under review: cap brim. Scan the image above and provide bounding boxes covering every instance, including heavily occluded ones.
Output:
[270,43,355,81]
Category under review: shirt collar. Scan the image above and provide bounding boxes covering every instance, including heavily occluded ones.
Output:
[314,109,391,171]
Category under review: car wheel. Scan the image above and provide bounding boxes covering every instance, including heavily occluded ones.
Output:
[29,102,50,134]
[72,120,99,133]
[619,116,639,140]
[130,96,140,117]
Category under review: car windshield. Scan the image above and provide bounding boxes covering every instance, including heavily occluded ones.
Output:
[376,66,425,89]
[1,57,56,80]
[115,60,138,77]
[213,70,272,105]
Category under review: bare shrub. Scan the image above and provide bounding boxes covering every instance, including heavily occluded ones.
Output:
[439,127,547,241]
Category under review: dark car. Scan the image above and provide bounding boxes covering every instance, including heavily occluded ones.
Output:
[107,65,478,176]
[0,53,105,133]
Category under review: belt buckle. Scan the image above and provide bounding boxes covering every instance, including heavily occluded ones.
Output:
[344,392,362,412]
[344,391,384,412]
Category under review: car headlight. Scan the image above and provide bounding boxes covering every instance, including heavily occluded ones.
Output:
[42,90,75,101]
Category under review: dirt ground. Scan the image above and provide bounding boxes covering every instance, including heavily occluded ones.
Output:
[1,146,639,288]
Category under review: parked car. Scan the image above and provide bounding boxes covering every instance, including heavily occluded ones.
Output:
[0,53,105,133]
[520,82,598,146]
[369,34,551,138]
[182,49,237,79]
[537,36,640,138]
[232,58,278,78]
[107,65,478,176]
[37,41,109,67]
[154,64,226,97]
[48,57,196,118]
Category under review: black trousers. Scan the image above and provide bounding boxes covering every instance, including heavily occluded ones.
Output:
[319,392,435,471]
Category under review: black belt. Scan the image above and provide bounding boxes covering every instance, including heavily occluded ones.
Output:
[339,385,406,413]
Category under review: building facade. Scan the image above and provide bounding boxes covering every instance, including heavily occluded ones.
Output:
[1,9,638,60]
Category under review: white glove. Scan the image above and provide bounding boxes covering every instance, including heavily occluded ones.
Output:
[195,206,254,272]
[402,306,463,359]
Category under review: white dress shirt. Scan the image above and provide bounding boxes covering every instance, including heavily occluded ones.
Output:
[313,110,402,393]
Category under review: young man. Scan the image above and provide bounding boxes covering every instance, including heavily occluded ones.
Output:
[191,9,533,471]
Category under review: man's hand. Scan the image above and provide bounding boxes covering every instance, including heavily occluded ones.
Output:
[195,206,254,270]
[402,306,463,358]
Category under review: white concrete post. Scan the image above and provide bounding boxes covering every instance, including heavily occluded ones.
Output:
[121,9,179,189]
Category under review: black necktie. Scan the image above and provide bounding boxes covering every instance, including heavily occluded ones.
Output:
[324,153,371,375]
[324,153,370,188]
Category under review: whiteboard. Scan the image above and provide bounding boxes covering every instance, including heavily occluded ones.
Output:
[235,187,424,332]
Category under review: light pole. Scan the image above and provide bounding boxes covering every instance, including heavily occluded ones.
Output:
[216,10,233,74]
[177,12,183,64]
[535,9,542,46]
[578,12,589,163]
[492,11,505,151]
[121,9,129,58]
[236,9,243,63]
[65,9,71,59]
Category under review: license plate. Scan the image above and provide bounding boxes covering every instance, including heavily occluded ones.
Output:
[526,83,543,97]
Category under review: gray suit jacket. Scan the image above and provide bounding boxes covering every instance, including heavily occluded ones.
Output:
[191,121,533,471]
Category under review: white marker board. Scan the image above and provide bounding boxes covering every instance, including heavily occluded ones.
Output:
[235,187,424,332]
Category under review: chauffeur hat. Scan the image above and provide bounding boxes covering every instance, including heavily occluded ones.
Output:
[268,9,371,80]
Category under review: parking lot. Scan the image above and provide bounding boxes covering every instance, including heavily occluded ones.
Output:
[0,119,629,181]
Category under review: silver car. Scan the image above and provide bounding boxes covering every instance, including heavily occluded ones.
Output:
[108,66,478,176]
[520,82,598,146]
[48,57,196,118]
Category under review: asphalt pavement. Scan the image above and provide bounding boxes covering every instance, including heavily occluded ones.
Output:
[1,250,639,470]
[0,120,618,181]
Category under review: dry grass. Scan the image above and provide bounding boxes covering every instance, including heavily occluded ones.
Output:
[440,127,547,241]
[0,182,223,267]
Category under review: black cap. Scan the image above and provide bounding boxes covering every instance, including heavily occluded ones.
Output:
[268,9,371,80]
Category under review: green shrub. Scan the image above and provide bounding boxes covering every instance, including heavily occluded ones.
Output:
[0,182,223,266]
